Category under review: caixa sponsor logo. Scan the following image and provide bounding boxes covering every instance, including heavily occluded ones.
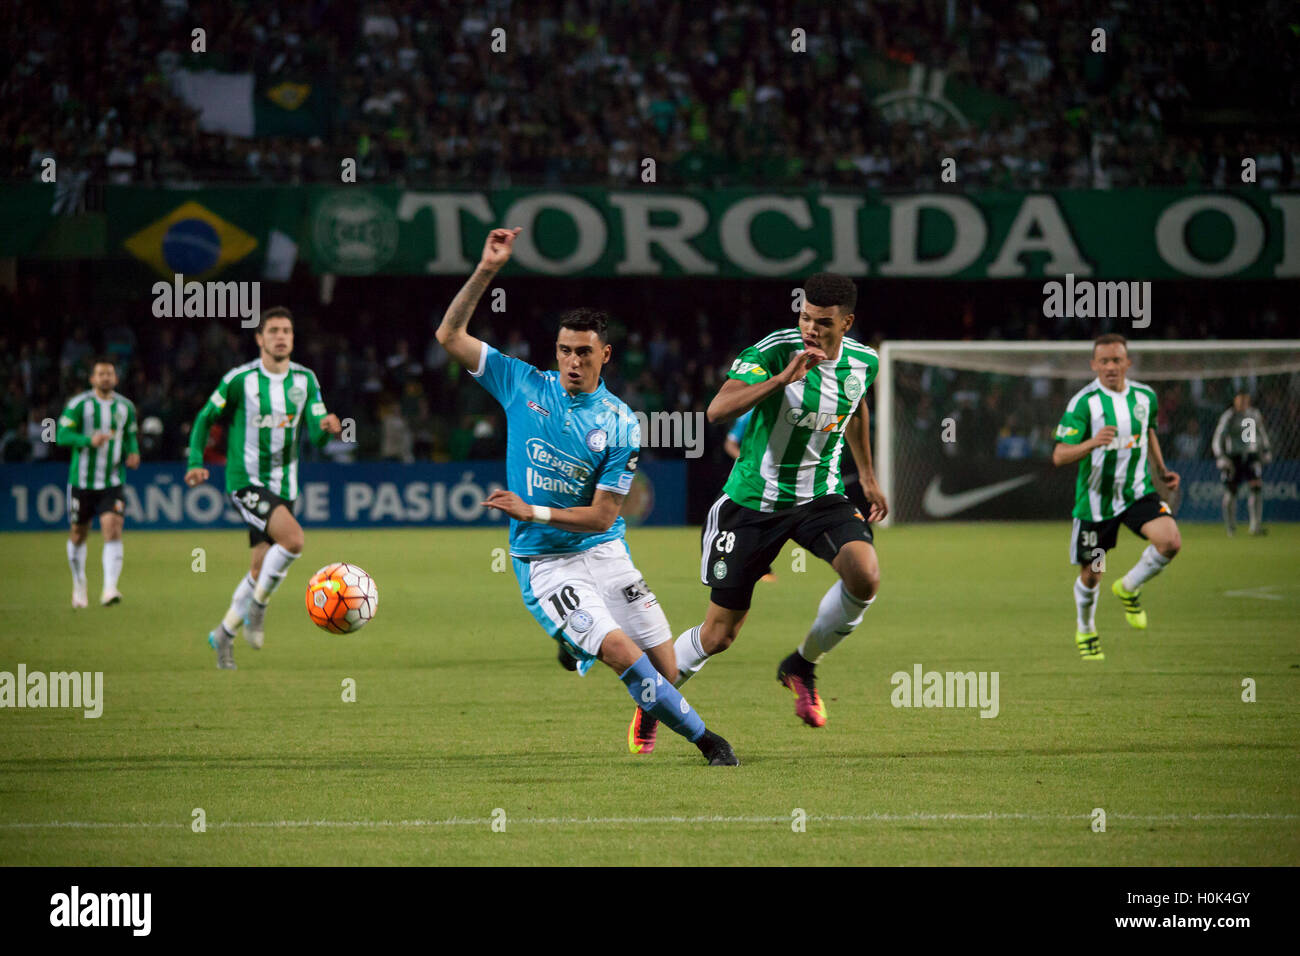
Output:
[525,438,591,482]
[251,413,295,429]
[784,408,847,433]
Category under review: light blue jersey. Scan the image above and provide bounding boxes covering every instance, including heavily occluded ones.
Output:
[470,342,640,557]
[726,409,754,446]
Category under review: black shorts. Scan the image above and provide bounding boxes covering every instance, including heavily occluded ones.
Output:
[1221,455,1263,491]
[229,485,295,547]
[700,493,874,611]
[1069,493,1172,565]
[67,485,125,526]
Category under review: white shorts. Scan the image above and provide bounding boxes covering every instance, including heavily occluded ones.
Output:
[512,539,671,662]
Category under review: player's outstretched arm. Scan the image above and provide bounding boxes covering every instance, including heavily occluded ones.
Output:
[1052,426,1116,467]
[707,346,826,423]
[436,226,521,369]
[482,488,623,533]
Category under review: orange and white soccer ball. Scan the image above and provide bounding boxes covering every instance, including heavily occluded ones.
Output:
[306,563,378,634]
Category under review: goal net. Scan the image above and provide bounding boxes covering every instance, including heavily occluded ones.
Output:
[874,341,1300,525]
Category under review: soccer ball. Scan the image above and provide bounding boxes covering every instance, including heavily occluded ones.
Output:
[306,563,379,634]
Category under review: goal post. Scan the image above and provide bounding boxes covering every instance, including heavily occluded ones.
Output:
[873,340,1300,526]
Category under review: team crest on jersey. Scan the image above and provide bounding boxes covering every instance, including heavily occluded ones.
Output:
[844,375,863,401]
[1133,404,1147,422]
[114,405,128,426]
[568,610,594,633]
[712,560,728,580]
[288,385,307,404]
[527,400,551,417]
[585,428,608,452]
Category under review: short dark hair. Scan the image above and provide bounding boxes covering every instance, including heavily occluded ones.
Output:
[1093,332,1129,355]
[90,355,117,371]
[804,272,858,314]
[557,307,609,344]
[259,306,294,332]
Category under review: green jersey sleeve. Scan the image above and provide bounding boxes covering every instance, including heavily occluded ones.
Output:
[304,373,331,448]
[56,398,92,448]
[726,337,792,385]
[1055,401,1090,445]
[187,375,237,467]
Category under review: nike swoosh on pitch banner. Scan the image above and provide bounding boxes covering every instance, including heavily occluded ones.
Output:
[921,474,1038,518]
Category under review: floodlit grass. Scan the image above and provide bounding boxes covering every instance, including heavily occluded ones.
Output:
[2,523,1297,865]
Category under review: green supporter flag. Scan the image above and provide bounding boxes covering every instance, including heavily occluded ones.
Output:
[171,70,332,139]
[860,51,1020,131]
[254,75,334,139]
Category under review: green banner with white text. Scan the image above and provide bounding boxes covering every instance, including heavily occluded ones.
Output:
[304,187,1299,280]
[3,185,1297,280]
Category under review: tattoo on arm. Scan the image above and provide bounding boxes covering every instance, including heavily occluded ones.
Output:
[441,267,495,336]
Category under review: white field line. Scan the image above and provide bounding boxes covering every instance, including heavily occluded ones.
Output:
[1,812,1296,830]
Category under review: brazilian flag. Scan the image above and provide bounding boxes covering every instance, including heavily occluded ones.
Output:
[109,189,291,280]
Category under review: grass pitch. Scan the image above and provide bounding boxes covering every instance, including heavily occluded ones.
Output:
[2,522,1297,865]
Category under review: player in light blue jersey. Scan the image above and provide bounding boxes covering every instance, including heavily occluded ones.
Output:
[435,226,738,765]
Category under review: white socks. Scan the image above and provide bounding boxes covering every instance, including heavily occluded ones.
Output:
[672,625,708,688]
[799,580,872,664]
[252,544,299,608]
[221,573,257,635]
[102,540,124,592]
[1074,577,1099,632]
[1122,545,1171,592]
[67,539,87,586]
[1248,487,1263,533]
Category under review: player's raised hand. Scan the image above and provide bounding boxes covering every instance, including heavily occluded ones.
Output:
[1090,425,1118,449]
[779,346,827,385]
[320,413,343,435]
[480,227,522,271]
[184,467,209,487]
[482,489,533,521]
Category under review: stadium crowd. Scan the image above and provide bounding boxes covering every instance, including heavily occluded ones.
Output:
[4,0,1297,191]
[2,272,1296,466]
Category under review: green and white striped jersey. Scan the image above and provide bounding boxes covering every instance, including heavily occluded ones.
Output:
[57,391,139,489]
[188,359,330,500]
[722,328,878,511]
[1055,378,1159,521]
